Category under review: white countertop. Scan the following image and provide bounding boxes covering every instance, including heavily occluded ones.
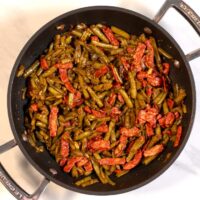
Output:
[0,0,200,200]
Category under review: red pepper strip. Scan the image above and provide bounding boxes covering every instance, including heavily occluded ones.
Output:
[117,93,124,104]
[55,62,73,69]
[137,106,158,127]
[84,161,93,172]
[90,140,110,151]
[63,157,83,173]
[107,92,117,106]
[174,111,180,119]
[162,76,167,92]
[59,158,68,167]
[110,64,123,84]
[98,158,126,165]
[165,112,175,127]
[84,106,92,113]
[48,106,58,137]
[127,46,134,54]
[95,124,109,133]
[114,135,128,157]
[59,68,76,93]
[126,140,135,154]
[146,87,153,97]
[77,157,88,167]
[167,98,174,110]
[143,144,164,157]
[144,40,154,68]
[91,35,99,42]
[94,65,109,78]
[30,103,38,112]
[174,125,182,147]
[163,63,170,75]
[60,138,69,157]
[111,107,121,116]
[120,127,140,137]
[91,109,106,118]
[131,43,146,72]
[123,150,142,170]
[146,123,154,137]
[102,27,119,46]
[40,58,49,70]
[120,57,130,71]
[147,74,162,87]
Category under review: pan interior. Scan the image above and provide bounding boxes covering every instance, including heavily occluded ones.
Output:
[8,6,195,195]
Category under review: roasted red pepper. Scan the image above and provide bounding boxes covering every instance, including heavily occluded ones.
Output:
[102,27,119,46]
[49,106,58,137]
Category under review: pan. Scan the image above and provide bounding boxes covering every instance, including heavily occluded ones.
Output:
[0,0,199,199]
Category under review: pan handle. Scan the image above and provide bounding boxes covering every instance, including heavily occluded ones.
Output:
[0,140,49,200]
[153,0,200,61]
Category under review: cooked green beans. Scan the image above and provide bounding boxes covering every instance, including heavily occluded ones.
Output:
[18,23,187,188]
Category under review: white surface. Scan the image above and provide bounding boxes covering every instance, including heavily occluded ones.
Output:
[0,0,200,200]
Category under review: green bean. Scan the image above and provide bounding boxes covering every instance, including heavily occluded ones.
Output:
[78,75,89,99]
[174,89,186,104]
[158,47,173,59]
[128,72,137,99]
[91,26,109,43]
[24,60,40,78]
[74,131,91,140]
[127,136,145,162]
[163,100,169,114]
[80,179,99,187]
[17,65,25,77]
[119,89,133,108]
[71,30,82,37]
[143,155,157,165]
[154,91,167,105]
[110,48,124,55]
[35,114,48,124]
[87,86,103,107]
[75,176,92,186]
[93,83,113,91]
[116,170,129,177]
[105,120,115,141]
[111,26,130,39]
[42,66,57,77]
[91,40,118,49]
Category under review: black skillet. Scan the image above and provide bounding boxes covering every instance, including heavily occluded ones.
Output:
[0,0,200,199]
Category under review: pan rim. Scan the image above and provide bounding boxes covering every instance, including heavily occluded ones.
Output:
[7,5,196,195]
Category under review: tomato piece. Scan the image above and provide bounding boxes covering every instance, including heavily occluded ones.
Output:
[49,106,58,137]
[63,157,83,173]
[117,93,124,103]
[55,62,73,69]
[120,57,130,71]
[120,127,140,137]
[59,68,76,93]
[77,157,88,167]
[60,138,69,157]
[102,27,119,46]
[123,150,142,170]
[30,103,38,112]
[146,87,153,97]
[90,140,110,151]
[84,106,92,113]
[146,123,154,137]
[84,161,93,172]
[94,65,109,78]
[114,135,128,157]
[167,98,174,109]
[98,158,126,165]
[91,35,99,42]
[174,125,182,147]
[163,63,170,75]
[40,58,49,70]
[127,46,134,54]
[131,43,146,72]
[95,124,109,133]
[143,144,164,157]
[144,40,154,68]
[91,109,106,118]
[107,92,117,106]
[59,158,68,167]
[165,112,175,127]
[147,75,162,87]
